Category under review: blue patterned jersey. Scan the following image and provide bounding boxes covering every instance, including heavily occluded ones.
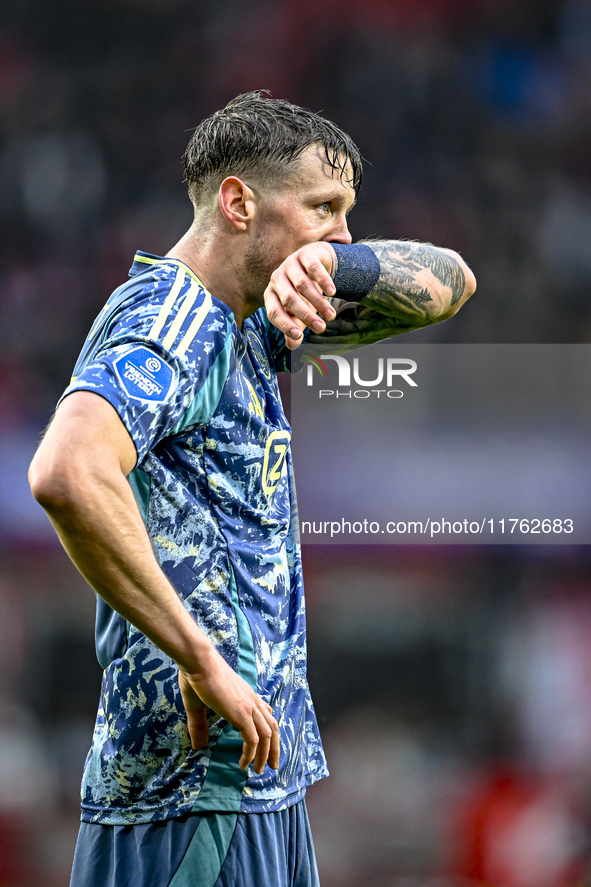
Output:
[61,251,328,825]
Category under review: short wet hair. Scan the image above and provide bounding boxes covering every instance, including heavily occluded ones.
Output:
[184,90,363,206]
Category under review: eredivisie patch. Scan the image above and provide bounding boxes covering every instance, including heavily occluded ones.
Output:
[113,346,175,402]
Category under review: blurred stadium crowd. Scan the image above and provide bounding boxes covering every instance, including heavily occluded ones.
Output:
[2,0,591,884]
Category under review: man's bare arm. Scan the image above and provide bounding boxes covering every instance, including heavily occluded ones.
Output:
[28,392,279,774]
[360,240,472,325]
[264,240,476,347]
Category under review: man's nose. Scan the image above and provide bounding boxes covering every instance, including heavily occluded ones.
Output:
[327,215,352,245]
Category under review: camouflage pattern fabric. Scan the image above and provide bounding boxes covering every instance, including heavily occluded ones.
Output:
[61,252,328,824]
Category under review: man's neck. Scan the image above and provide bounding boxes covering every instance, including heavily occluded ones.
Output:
[166,228,259,329]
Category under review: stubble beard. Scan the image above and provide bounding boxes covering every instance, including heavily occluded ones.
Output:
[243,222,290,302]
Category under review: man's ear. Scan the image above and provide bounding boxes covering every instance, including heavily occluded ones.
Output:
[218,177,257,231]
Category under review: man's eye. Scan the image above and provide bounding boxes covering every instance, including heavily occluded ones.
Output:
[318,203,331,213]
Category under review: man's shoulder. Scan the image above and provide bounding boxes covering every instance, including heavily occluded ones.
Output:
[105,252,234,360]
[70,252,234,391]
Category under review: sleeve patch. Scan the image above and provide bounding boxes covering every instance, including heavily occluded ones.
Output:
[113,346,175,402]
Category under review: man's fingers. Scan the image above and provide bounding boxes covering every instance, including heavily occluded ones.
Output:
[238,744,257,771]
[266,278,333,352]
[238,717,259,771]
[270,273,328,333]
[179,660,279,772]
[271,262,336,325]
[284,264,334,315]
[178,671,209,750]
[261,705,280,771]
[251,707,272,775]
[264,241,341,342]
[265,289,308,341]
[268,708,281,770]
[238,703,279,774]
[299,254,336,307]
[290,243,337,306]
[185,706,210,751]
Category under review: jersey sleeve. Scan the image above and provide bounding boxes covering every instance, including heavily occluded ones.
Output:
[61,274,233,465]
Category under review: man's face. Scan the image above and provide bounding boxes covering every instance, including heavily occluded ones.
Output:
[243,143,356,298]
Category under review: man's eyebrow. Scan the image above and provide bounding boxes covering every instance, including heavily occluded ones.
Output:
[337,194,357,215]
[311,191,357,212]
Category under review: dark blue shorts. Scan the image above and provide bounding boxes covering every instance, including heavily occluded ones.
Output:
[69,800,320,887]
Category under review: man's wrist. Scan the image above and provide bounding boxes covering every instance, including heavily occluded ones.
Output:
[172,621,219,678]
[323,242,337,279]
[331,243,381,301]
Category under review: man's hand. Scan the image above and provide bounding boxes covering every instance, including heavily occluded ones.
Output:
[264,242,339,350]
[178,648,280,774]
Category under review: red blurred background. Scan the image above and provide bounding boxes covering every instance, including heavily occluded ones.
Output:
[2,0,591,883]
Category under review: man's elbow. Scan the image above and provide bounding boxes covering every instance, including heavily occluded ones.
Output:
[437,251,477,321]
[29,451,80,515]
[459,256,477,303]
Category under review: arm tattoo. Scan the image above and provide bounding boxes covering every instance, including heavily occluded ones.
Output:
[362,240,466,323]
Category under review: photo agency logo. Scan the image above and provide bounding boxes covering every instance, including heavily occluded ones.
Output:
[302,354,418,399]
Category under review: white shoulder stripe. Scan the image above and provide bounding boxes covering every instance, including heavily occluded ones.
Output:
[147,265,214,356]
[161,280,201,351]
[176,291,213,356]
[148,266,186,342]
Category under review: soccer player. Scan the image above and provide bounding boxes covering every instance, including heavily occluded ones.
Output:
[29,92,475,887]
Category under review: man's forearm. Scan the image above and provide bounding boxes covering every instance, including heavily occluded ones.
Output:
[335,239,476,329]
[34,462,214,676]
[361,240,472,324]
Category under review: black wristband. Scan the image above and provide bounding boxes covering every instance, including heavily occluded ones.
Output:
[331,243,381,301]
